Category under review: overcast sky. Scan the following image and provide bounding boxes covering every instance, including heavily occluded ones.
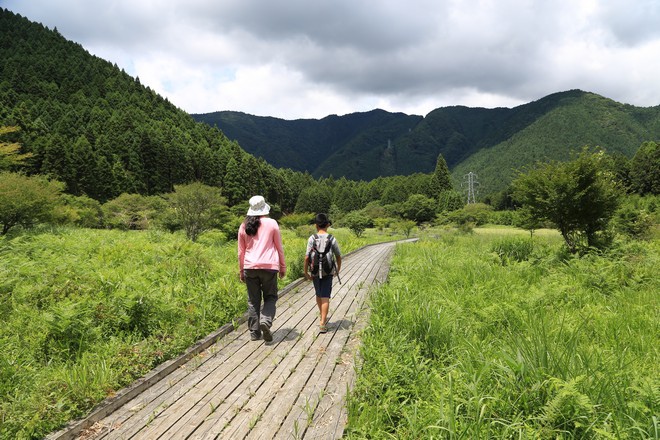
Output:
[4,0,660,119]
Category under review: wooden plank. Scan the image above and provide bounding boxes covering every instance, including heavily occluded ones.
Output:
[153,295,320,439]
[65,240,412,440]
[248,246,394,439]
[70,278,306,440]
[186,246,383,439]
[98,283,316,439]
[303,246,395,439]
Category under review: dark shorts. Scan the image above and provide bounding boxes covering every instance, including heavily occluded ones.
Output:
[312,276,333,298]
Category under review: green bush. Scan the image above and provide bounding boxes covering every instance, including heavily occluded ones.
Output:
[393,219,416,238]
[101,193,166,230]
[512,148,621,253]
[0,171,64,235]
[295,224,315,238]
[614,202,656,240]
[489,209,519,226]
[166,182,228,241]
[444,203,493,226]
[341,211,372,237]
[401,194,437,224]
[53,194,103,228]
[287,254,305,280]
[279,212,315,230]
[491,237,534,264]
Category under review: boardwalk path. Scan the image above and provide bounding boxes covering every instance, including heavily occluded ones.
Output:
[51,239,412,440]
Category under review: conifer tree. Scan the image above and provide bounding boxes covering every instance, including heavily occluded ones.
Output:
[429,154,452,197]
[223,157,246,205]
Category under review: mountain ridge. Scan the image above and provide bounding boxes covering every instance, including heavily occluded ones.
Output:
[192,89,660,194]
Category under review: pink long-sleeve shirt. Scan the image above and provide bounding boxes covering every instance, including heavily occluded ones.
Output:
[237,217,286,273]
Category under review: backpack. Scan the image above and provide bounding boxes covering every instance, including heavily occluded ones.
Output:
[308,234,336,278]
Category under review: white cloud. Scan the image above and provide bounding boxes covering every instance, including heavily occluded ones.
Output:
[4,0,660,119]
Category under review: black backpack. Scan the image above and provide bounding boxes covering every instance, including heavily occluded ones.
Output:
[308,234,336,278]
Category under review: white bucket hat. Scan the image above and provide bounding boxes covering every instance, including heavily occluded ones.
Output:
[247,195,270,216]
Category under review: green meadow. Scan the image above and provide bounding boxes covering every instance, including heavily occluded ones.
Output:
[1,225,657,439]
[0,225,399,439]
[346,231,659,439]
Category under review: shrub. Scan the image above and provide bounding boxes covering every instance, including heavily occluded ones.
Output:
[362,202,388,219]
[295,224,315,238]
[512,148,621,253]
[53,195,103,228]
[437,190,464,212]
[491,237,534,264]
[166,182,228,241]
[445,203,493,226]
[279,212,315,230]
[613,196,657,240]
[196,229,228,246]
[0,172,64,235]
[102,193,166,230]
[394,219,416,238]
[341,211,371,237]
[489,209,518,226]
[401,194,437,224]
[373,218,390,231]
[216,214,243,241]
[287,255,305,280]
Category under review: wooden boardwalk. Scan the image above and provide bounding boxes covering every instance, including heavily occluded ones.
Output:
[51,239,408,440]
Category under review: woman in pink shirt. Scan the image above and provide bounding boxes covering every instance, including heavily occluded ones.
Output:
[238,196,286,342]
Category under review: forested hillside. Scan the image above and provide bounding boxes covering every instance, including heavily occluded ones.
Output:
[0,8,300,209]
[452,91,660,194]
[193,109,422,180]
[196,90,660,194]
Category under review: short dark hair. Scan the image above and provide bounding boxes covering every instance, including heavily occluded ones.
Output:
[314,213,331,228]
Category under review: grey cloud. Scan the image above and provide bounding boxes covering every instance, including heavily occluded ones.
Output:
[184,0,442,53]
[4,0,660,117]
[597,0,660,46]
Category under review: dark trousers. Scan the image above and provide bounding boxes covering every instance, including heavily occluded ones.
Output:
[244,269,278,333]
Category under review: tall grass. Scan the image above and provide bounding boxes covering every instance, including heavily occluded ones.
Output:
[0,225,398,439]
[346,231,659,439]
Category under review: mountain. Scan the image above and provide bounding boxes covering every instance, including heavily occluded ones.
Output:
[0,8,294,208]
[194,90,660,194]
[192,109,423,180]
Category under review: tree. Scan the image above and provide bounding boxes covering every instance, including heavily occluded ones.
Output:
[401,194,437,224]
[295,184,333,214]
[629,141,660,195]
[395,219,417,238]
[438,190,464,212]
[512,148,621,253]
[0,126,33,170]
[167,182,227,241]
[0,172,63,235]
[101,193,165,230]
[429,154,452,197]
[223,157,247,205]
[341,211,371,237]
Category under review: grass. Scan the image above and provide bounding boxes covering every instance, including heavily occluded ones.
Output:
[346,230,659,439]
[0,224,398,439]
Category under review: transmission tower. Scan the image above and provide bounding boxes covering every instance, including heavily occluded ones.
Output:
[462,171,479,204]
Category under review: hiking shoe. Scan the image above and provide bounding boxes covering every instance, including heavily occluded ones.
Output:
[260,323,273,342]
[250,332,261,341]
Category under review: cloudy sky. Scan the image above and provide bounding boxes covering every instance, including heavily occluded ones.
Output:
[4,0,660,119]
